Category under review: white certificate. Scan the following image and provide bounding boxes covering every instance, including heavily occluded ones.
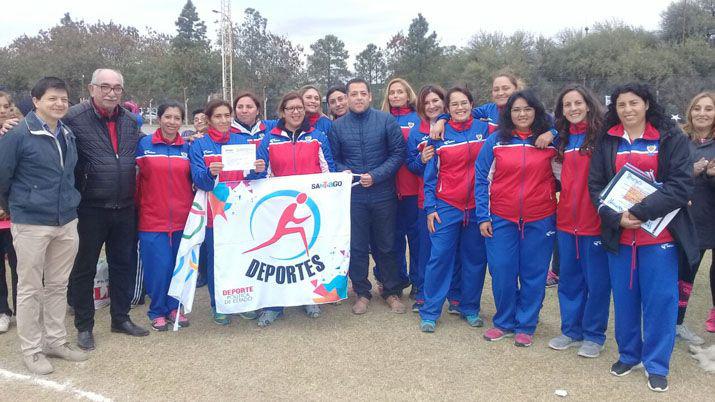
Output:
[221,144,256,171]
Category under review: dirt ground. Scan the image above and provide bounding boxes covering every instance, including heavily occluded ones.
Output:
[0,253,713,401]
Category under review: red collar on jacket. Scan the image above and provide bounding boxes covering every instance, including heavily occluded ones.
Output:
[92,99,118,120]
[448,116,474,132]
[419,119,431,134]
[306,113,320,128]
[390,106,413,116]
[207,127,231,143]
[607,122,660,140]
[569,120,588,134]
[514,129,532,140]
[152,128,185,145]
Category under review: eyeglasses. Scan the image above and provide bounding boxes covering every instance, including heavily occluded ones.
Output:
[511,107,535,115]
[94,84,124,95]
[284,106,305,113]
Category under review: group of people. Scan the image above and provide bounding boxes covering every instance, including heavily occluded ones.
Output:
[0,69,713,394]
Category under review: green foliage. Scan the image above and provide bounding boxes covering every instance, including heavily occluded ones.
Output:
[385,14,446,90]
[307,34,350,92]
[172,0,209,49]
[660,0,715,43]
[354,44,388,86]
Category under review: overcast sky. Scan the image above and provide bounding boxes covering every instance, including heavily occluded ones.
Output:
[2,0,675,61]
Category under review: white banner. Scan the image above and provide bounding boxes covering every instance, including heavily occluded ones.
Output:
[213,172,351,313]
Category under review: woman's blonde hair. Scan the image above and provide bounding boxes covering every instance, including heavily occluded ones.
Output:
[381,78,417,112]
[682,91,715,140]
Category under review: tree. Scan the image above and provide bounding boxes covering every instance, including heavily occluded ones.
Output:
[660,0,715,43]
[354,44,388,86]
[172,0,208,49]
[307,35,350,91]
[385,14,445,88]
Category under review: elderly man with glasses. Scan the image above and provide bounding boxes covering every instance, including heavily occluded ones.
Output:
[65,68,149,351]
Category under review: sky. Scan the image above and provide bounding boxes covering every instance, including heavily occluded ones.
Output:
[2,0,676,62]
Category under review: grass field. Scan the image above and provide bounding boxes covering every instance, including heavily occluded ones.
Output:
[0,252,713,401]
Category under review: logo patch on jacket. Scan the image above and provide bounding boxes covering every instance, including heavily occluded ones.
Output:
[647,145,657,155]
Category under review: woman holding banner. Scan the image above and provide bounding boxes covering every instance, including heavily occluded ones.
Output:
[588,83,697,392]
[188,99,266,326]
[254,91,335,327]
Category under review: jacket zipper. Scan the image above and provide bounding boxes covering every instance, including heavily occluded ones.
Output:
[38,128,65,225]
[518,139,526,238]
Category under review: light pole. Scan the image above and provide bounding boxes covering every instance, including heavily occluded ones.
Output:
[213,3,234,102]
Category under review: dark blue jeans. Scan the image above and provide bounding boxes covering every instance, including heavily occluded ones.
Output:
[349,197,402,299]
[0,230,17,315]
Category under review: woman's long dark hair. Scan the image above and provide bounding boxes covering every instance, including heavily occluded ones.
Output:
[498,90,551,143]
[554,84,604,161]
[604,83,673,132]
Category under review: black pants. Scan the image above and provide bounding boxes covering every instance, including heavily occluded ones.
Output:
[677,248,711,324]
[349,197,402,299]
[68,206,137,331]
[0,230,18,316]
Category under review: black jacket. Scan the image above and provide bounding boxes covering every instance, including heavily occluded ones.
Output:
[588,124,700,269]
[0,112,81,225]
[328,108,405,203]
[689,137,715,249]
[64,101,141,209]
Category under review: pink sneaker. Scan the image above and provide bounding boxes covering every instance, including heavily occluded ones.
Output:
[706,308,715,333]
[151,317,168,331]
[514,333,533,347]
[546,270,559,288]
[483,327,514,342]
[169,309,190,328]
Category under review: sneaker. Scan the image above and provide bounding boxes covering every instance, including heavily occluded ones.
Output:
[514,333,533,347]
[610,361,642,377]
[44,342,89,362]
[646,373,668,392]
[483,327,514,342]
[463,314,484,327]
[409,286,418,300]
[385,295,406,314]
[548,334,581,350]
[0,313,10,333]
[577,340,604,358]
[447,304,460,315]
[257,310,281,327]
[151,317,169,331]
[352,297,369,314]
[304,305,321,318]
[420,320,436,333]
[676,324,705,345]
[411,301,424,313]
[23,352,54,375]
[238,311,258,320]
[546,270,559,287]
[707,308,715,333]
[168,309,190,328]
[213,309,231,326]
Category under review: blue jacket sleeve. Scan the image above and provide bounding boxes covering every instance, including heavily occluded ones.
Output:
[369,115,405,184]
[328,125,349,173]
[423,143,439,214]
[406,126,426,176]
[318,132,337,172]
[475,135,497,223]
[189,139,215,191]
[0,131,20,210]
[472,104,490,120]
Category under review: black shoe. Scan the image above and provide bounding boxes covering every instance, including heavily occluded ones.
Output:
[111,319,150,337]
[409,286,418,300]
[77,330,95,351]
[610,360,641,377]
[647,374,668,392]
[196,274,207,288]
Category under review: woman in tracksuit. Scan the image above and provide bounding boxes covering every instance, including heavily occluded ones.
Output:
[547,84,611,358]
[588,83,698,392]
[188,99,266,326]
[136,101,194,331]
[475,90,558,347]
[419,86,489,333]
[230,91,276,146]
[406,85,462,313]
[300,85,333,133]
[254,91,336,327]
[374,78,422,293]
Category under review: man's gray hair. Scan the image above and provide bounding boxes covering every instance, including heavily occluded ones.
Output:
[90,68,124,86]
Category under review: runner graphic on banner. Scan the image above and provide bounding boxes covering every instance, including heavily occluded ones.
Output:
[213,172,351,313]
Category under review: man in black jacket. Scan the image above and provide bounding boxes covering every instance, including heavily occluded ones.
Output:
[65,68,148,351]
[329,78,407,315]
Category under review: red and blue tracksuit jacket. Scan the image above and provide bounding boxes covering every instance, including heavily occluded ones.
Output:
[556,123,601,237]
[230,119,276,145]
[475,130,558,226]
[188,128,261,227]
[256,124,336,177]
[424,118,490,214]
[135,129,194,233]
[392,107,422,198]
[306,113,333,134]
[472,102,501,134]
[609,123,674,246]
[406,119,431,209]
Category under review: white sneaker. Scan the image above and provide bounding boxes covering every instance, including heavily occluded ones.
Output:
[676,324,705,345]
[0,313,10,333]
